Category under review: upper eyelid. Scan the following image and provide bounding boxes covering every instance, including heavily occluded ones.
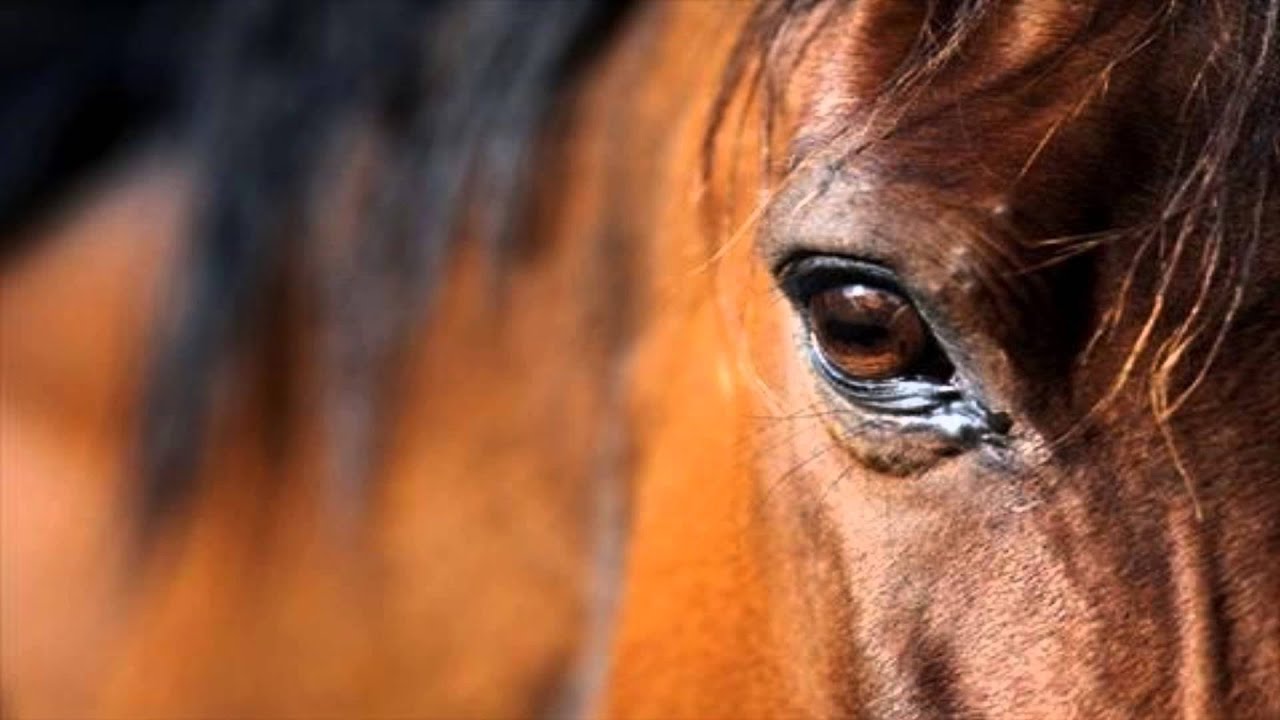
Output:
[773,252,899,280]
[775,254,911,303]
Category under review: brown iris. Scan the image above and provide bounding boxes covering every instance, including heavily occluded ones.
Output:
[808,284,927,380]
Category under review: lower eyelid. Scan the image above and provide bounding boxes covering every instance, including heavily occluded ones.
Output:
[811,347,960,413]
[814,369,1012,451]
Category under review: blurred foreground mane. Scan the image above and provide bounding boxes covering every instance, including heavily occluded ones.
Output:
[0,0,627,527]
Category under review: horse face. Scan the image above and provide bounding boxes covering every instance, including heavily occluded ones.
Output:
[711,1,1280,715]
[3,2,1277,717]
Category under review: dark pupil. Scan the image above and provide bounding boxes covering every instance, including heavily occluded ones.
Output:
[808,284,924,380]
[821,318,892,350]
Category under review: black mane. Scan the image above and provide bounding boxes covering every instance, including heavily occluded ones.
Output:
[0,0,628,524]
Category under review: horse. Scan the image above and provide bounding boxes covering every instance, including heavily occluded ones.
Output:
[2,0,1278,717]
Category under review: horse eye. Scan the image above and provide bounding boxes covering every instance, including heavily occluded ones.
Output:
[808,284,927,381]
[776,255,955,390]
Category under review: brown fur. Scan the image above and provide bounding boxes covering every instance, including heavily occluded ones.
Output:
[3,1,1279,718]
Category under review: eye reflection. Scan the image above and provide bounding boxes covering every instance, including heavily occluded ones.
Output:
[808,284,927,381]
